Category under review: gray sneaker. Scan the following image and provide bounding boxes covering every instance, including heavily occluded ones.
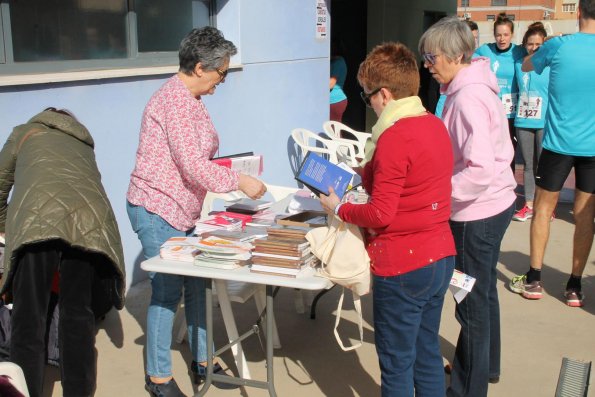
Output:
[510,274,543,299]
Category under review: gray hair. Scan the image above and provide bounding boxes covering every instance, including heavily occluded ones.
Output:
[418,16,475,64]
[179,26,238,74]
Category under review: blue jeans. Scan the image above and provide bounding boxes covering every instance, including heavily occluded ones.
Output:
[373,256,455,397]
[126,202,207,378]
[446,204,514,397]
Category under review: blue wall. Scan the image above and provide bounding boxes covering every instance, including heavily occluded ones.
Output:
[0,0,330,287]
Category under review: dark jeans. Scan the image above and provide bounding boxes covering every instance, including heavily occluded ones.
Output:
[447,204,514,397]
[10,241,97,397]
[374,256,455,397]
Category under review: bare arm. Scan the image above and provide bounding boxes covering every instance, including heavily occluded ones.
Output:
[521,53,535,72]
[329,76,337,90]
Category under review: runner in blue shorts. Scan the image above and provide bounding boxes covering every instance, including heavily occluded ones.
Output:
[510,0,595,307]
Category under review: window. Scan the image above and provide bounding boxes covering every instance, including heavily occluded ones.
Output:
[491,0,507,5]
[461,0,470,7]
[563,3,576,12]
[507,14,515,20]
[487,14,496,21]
[0,0,212,75]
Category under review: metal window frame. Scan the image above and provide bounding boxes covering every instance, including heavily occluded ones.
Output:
[0,0,213,76]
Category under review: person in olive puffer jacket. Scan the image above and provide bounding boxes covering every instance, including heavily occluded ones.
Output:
[0,108,126,397]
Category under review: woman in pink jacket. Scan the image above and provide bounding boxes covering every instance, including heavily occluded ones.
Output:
[419,17,516,397]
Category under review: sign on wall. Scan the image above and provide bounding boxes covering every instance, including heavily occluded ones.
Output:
[316,0,328,39]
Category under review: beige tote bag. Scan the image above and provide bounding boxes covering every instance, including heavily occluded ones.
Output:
[306,213,370,351]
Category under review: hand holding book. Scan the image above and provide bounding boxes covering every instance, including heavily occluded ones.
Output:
[319,186,341,214]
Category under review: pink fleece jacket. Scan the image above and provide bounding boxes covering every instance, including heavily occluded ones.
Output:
[441,57,517,222]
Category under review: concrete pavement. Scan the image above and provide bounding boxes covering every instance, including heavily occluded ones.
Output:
[43,200,594,397]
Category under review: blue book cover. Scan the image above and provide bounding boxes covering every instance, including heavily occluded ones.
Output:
[295,152,352,199]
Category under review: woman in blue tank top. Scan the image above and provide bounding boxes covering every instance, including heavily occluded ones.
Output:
[512,22,550,222]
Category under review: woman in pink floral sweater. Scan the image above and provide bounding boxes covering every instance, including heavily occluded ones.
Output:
[127,27,266,397]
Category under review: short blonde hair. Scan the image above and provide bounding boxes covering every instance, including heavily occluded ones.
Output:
[357,42,419,100]
[418,16,475,64]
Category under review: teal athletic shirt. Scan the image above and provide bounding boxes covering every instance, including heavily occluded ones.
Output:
[475,43,527,118]
[531,33,595,156]
[330,56,348,104]
[513,60,549,129]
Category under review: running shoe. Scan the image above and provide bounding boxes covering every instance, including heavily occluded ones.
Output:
[510,274,543,299]
[564,289,584,307]
[513,205,533,222]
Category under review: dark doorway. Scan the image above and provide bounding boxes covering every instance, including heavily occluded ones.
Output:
[329,0,368,131]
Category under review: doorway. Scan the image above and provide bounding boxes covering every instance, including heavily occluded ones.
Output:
[329,0,368,131]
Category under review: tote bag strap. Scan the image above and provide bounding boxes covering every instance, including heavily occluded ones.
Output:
[333,288,364,351]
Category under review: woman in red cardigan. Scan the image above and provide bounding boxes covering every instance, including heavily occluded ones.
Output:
[320,42,456,397]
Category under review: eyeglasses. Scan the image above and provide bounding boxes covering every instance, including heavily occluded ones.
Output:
[215,68,228,82]
[360,88,381,108]
[422,52,440,66]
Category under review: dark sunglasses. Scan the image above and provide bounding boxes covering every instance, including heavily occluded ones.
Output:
[215,68,228,82]
[360,88,381,108]
[422,52,438,66]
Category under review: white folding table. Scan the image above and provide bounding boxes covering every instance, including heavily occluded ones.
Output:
[141,256,333,396]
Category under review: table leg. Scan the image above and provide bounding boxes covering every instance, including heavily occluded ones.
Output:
[214,279,252,379]
[266,285,277,397]
[196,280,213,397]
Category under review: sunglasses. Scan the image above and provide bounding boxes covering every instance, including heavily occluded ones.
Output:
[215,68,228,82]
[360,88,381,108]
[422,52,439,66]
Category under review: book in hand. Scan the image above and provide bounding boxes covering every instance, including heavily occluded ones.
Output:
[295,152,353,199]
[211,152,263,177]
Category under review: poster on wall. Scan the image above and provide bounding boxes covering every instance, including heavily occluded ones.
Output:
[316,0,328,39]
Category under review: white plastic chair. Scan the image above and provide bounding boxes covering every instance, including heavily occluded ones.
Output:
[322,121,371,160]
[291,127,358,167]
[0,362,30,397]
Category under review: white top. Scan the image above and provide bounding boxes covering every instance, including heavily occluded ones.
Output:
[141,256,333,291]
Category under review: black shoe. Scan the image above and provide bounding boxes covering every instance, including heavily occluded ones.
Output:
[190,361,240,390]
[145,375,187,397]
[489,376,500,384]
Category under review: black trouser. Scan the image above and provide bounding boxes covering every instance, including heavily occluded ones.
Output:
[10,241,97,397]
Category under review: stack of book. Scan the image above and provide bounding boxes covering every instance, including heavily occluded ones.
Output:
[225,198,272,215]
[250,225,318,278]
[195,211,253,235]
[193,236,253,270]
[160,237,202,262]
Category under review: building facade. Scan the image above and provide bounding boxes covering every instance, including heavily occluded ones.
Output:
[458,0,557,21]
[0,0,457,288]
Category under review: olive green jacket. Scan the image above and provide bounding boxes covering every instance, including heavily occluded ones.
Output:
[0,110,125,308]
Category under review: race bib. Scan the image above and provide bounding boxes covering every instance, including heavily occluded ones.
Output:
[501,93,518,116]
[517,94,543,119]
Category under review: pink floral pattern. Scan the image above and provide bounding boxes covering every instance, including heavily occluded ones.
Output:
[127,74,239,230]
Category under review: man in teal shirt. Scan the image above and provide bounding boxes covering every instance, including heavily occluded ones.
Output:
[510,0,595,307]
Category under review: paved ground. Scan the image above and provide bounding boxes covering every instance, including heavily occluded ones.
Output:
[41,174,593,396]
